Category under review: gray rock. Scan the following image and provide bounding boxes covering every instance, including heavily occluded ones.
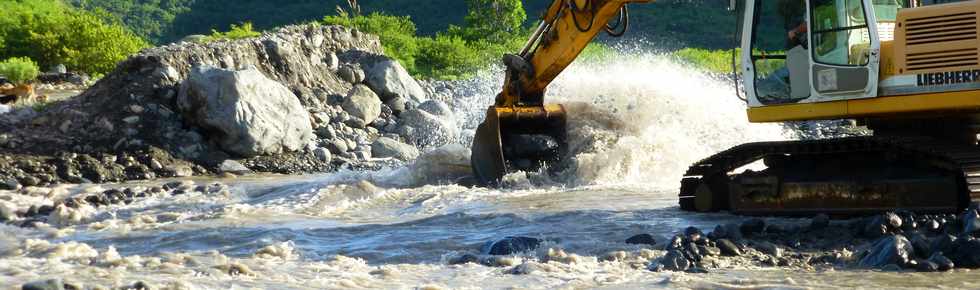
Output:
[417,100,454,120]
[325,52,340,71]
[337,64,365,84]
[950,238,980,268]
[177,66,314,157]
[659,250,691,271]
[625,234,656,246]
[400,108,458,148]
[483,236,541,255]
[811,213,830,230]
[218,160,251,175]
[341,84,382,128]
[179,34,208,43]
[385,97,411,115]
[50,64,67,74]
[410,144,471,185]
[21,278,64,290]
[860,235,913,268]
[0,203,15,222]
[756,241,782,258]
[716,239,742,256]
[1,178,20,190]
[371,137,419,161]
[963,209,980,234]
[929,252,955,271]
[740,218,766,236]
[314,147,333,163]
[327,139,349,154]
[362,57,426,103]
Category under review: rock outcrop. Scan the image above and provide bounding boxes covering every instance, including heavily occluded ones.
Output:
[0,24,460,185]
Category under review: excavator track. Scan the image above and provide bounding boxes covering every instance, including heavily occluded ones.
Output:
[679,136,980,215]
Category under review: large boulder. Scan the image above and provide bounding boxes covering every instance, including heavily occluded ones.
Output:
[362,57,426,103]
[860,235,914,268]
[371,137,419,161]
[341,84,382,128]
[399,108,459,149]
[177,66,314,157]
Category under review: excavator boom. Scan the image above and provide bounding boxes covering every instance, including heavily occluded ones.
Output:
[472,0,652,186]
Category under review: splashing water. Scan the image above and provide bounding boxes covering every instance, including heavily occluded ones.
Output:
[442,52,794,189]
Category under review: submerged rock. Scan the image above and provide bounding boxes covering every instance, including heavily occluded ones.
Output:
[177,66,314,157]
[658,249,691,272]
[625,234,657,246]
[483,237,541,255]
[716,239,742,256]
[859,235,913,268]
[21,278,64,290]
[410,144,471,185]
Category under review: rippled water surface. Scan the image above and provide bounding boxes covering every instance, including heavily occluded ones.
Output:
[3,54,977,289]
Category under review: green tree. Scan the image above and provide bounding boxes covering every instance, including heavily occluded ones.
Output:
[458,0,526,43]
[0,0,148,76]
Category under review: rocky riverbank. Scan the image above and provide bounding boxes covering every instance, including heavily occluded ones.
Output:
[465,206,980,274]
[0,24,465,190]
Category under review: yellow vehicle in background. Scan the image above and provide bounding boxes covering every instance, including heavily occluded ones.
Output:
[471,0,980,215]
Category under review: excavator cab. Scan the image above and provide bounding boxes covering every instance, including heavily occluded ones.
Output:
[741,0,888,108]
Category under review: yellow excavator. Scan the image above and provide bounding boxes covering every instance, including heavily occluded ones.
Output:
[472,0,980,215]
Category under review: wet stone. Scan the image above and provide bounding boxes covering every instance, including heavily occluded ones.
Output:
[909,233,932,258]
[448,253,479,265]
[698,245,721,257]
[484,237,541,255]
[810,213,830,230]
[916,260,939,272]
[659,249,691,272]
[756,241,782,258]
[740,218,765,236]
[929,252,955,271]
[931,234,957,256]
[949,238,980,268]
[859,235,913,268]
[717,239,742,256]
[962,209,980,234]
[684,227,704,243]
[625,233,656,246]
[21,278,64,290]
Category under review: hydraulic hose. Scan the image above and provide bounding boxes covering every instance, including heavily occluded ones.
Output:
[569,0,596,33]
[605,5,630,37]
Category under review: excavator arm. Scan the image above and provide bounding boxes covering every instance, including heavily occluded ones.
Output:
[472,0,652,186]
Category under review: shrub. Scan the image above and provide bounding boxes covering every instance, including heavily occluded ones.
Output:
[324,13,420,72]
[0,57,40,84]
[0,0,149,76]
[207,22,261,41]
[416,35,482,80]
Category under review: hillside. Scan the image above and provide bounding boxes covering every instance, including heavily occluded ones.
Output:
[71,0,736,50]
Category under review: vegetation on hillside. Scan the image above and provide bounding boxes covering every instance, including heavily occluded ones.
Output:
[324,0,528,80]
[205,22,261,41]
[1,0,148,76]
[0,57,41,84]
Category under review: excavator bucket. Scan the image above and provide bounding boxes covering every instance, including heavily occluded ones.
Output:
[471,104,568,186]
